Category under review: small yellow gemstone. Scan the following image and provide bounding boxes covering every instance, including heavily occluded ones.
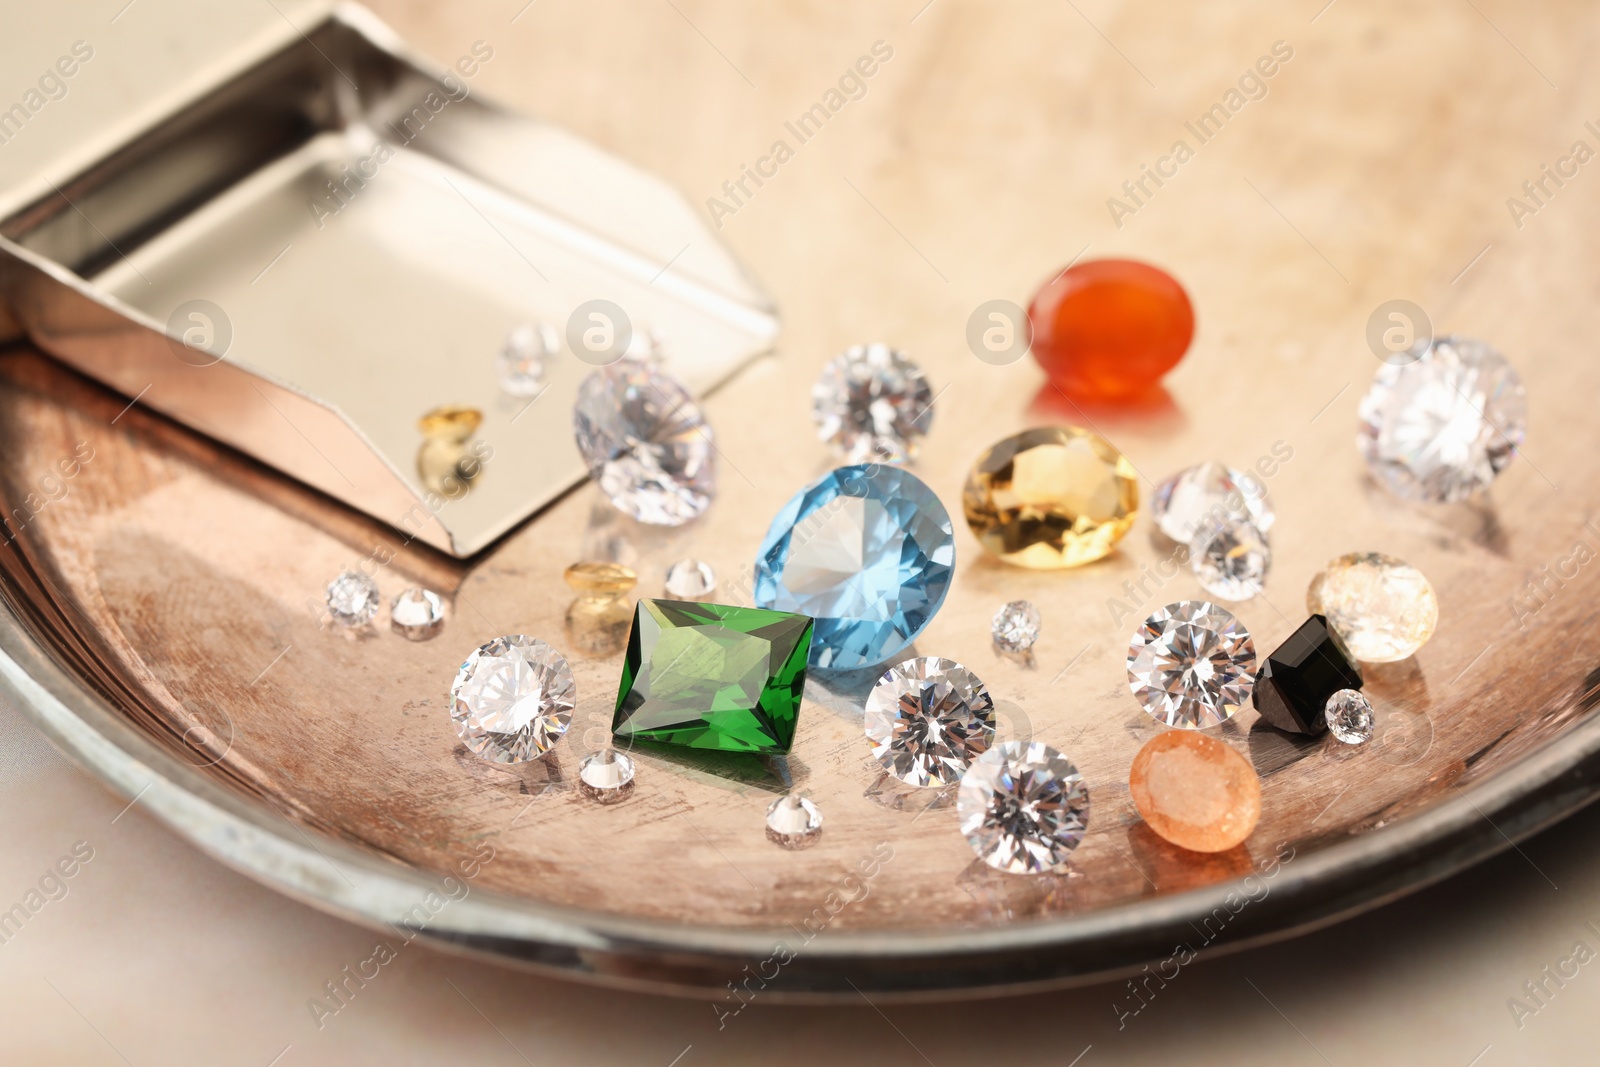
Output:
[1307,551,1438,663]
[962,426,1138,568]
[564,561,638,596]
[418,405,483,441]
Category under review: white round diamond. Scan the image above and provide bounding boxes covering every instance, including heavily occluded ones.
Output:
[450,636,575,763]
[663,558,717,599]
[573,363,715,526]
[578,748,635,803]
[496,321,559,397]
[765,793,823,849]
[1325,689,1375,744]
[1358,335,1527,502]
[811,343,934,464]
[991,600,1041,652]
[1189,520,1270,601]
[864,656,996,787]
[390,587,445,641]
[326,570,379,627]
[959,741,1089,874]
[1128,601,1256,729]
[1151,461,1274,544]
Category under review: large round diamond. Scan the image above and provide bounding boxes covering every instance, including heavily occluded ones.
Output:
[811,343,934,464]
[573,363,715,525]
[864,656,996,787]
[1357,335,1527,502]
[451,635,575,763]
[958,741,1089,874]
[754,465,955,670]
[1127,601,1256,729]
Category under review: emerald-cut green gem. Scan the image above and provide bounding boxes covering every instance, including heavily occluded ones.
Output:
[612,599,813,754]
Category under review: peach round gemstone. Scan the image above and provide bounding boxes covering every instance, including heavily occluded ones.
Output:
[1129,731,1260,853]
[1028,258,1195,398]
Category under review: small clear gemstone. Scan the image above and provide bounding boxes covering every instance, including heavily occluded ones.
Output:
[496,321,559,397]
[663,558,716,599]
[450,636,575,763]
[765,793,823,849]
[573,363,715,526]
[1325,689,1375,744]
[390,587,445,641]
[1128,601,1257,729]
[578,748,636,803]
[1307,552,1438,663]
[1189,520,1270,601]
[958,741,1089,874]
[1358,335,1527,502]
[326,571,379,627]
[991,600,1041,652]
[864,656,996,787]
[811,343,934,464]
[1151,462,1274,543]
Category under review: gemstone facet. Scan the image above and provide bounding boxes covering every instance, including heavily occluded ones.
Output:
[1357,335,1527,502]
[1128,601,1256,729]
[963,426,1138,569]
[765,793,823,849]
[390,587,445,641]
[1307,552,1438,663]
[755,465,955,670]
[578,748,636,803]
[958,741,1089,874]
[1028,258,1195,398]
[864,656,996,787]
[1151,461,1274,544]
[451,636,576,763]
[573,363,715,526]
[1129,731,1261,853]
[1325,689,1376,744]
[663,558,717,599]
[326,571,380,627]
[611,599,813,754]
[563,561,638,597]
[811,343,934,464]
[1252,614,1363,734]
[991,600,1041,653]
[1189,520,1270,602]
[497,321,559,397]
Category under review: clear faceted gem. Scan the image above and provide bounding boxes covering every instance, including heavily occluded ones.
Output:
[1151,461,1274,543]
[755,464,955,670]
[958,741,1089,874]
[663,558,717,599]
[496,321,559,397]
[1357,335,1527,502]
[326,570,379,627]
[573,363,715,526]
[991,600,1041,653]
[1129,731,1260,853]
[1325,689,1375,744]
[1189,519,1270,601]
[578,748,636,803]
[1128,601,1257,729]
[765,793,823,849]
[811,343,934,464]
[563,560,638,597]
[450,635,576,763]
[1307,552,1438,663]
[865,656,996,787]
[390,587,445,641]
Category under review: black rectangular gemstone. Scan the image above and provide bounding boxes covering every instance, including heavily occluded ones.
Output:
[1252,614,1363,735]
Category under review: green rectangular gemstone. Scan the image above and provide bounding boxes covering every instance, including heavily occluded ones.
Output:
[611,599,814,755]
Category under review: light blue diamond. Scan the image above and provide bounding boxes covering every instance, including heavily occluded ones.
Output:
[754,465,955,670]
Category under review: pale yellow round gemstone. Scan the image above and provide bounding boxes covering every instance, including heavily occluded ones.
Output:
[1307,551,1438,663]
[563,561,638,596]
[962,426,1138,569]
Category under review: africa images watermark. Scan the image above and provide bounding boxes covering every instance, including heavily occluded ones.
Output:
[0,841,96,948]
[1506,921,1600,1030]
[0,40,95,148]
[1504,121,1600,231]
[1507,516,1600,630]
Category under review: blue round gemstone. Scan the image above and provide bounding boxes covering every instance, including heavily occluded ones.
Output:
[754,465,955,671]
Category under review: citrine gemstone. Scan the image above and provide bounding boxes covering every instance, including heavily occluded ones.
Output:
[962,426,1138,568]
[563,561,638,596]
[1028,259,1195,398]
[1129,731,1260,853]
[612,599,813,754]
[1252,614,1363,735]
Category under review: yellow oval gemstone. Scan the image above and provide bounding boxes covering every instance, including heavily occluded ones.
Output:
[563,561,638,596]
[962,426,1138,569]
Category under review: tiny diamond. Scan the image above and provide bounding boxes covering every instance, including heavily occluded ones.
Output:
[390,587,445,641]
[1358,335,1527,502]
[1128,601,1257,729]
[864,656,996,787]
[1189,520,1270,601]
[991,600,1041,652]
[578,748,636,803]
[958,741,1089,874]
[1151,462,1274,544]
[1307,552,1438,663]
[496,321,559,397]
[663,558,716,599]
[326,571,379,627]
[1325,689,1375,744]
[812,343,934,464]
[450,636,575,763]
[573,363,715,526]
[765,793,823,849]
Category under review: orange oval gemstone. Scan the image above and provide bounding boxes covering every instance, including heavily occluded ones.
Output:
[1028,259,1195,398]
[1128,731,1260,853]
